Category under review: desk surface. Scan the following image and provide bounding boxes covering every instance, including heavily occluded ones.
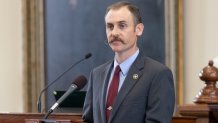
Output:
[0,113,83,123]
[0,112,201,123]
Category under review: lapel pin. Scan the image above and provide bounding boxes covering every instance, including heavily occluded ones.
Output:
[133,74,138,80]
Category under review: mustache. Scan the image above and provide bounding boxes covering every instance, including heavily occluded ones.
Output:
[108,37,125,44]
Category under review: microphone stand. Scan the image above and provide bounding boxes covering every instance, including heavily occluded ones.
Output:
[37,53,91,113]
[42,76,87,122]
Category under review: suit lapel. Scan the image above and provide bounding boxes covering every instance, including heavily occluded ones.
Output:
[109,53,145,123]
[99,61,113,123]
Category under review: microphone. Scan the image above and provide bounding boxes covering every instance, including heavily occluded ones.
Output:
[44,75,87,119]
[37,53,92,113]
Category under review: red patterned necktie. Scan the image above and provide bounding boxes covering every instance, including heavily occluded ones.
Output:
[106,65,121,123]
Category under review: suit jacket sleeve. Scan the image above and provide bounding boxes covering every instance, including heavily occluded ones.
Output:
[145,67,175,123]
[82,70,94,123]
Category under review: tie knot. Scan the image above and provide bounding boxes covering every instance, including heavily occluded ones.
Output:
[114,65,121,75]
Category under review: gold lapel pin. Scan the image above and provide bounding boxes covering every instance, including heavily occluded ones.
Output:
[133,74,138,80]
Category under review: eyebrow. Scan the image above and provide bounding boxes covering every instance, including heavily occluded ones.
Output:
[106,20,127,25]
[118,21,127,24]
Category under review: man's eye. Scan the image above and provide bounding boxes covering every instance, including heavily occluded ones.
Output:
[119,23,127,29]
[107,25,114,30]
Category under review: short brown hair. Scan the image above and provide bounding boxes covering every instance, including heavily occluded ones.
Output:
[105,1,142,25]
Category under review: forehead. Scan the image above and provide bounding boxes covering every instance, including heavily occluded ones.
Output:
[105,7,134,24]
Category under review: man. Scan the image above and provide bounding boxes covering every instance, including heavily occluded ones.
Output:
[82,1,175,123]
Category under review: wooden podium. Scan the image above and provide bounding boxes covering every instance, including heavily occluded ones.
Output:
[0,113,83,123]
[178,104,218,123]
[25,119,73,123]
[176,60,218,123]
[1,111,217,123]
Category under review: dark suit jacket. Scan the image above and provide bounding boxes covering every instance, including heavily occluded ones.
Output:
[82,52,175,123]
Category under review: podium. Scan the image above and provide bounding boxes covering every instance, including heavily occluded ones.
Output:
[1,111,217,123]
[25,119,72,123]
[175,60,218,123]
[0,113,83,123]
[177,104,218,123]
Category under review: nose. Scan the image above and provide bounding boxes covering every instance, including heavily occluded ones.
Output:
[111,27,119,37]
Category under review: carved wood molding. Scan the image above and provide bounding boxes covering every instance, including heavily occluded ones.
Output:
[165,0,184,105]
[22,0,45,112]
[177,0,184,105]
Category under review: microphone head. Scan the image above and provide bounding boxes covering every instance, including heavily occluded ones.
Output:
[85,53,92,59]
[72,75,87,90]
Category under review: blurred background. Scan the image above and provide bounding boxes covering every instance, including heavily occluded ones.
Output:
[0,0,218,113]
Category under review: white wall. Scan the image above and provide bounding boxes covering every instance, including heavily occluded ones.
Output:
[0,0,24,112]
[184,0,218,103]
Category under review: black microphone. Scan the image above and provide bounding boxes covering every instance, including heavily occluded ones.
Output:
[44,75,87,119]
[37,53,92,113]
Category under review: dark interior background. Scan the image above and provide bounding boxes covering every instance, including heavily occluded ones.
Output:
[44,0,165,112]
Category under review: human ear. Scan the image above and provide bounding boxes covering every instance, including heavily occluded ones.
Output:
[135,23,144,36]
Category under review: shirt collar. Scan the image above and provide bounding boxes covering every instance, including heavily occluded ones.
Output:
[113,49,139,76]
